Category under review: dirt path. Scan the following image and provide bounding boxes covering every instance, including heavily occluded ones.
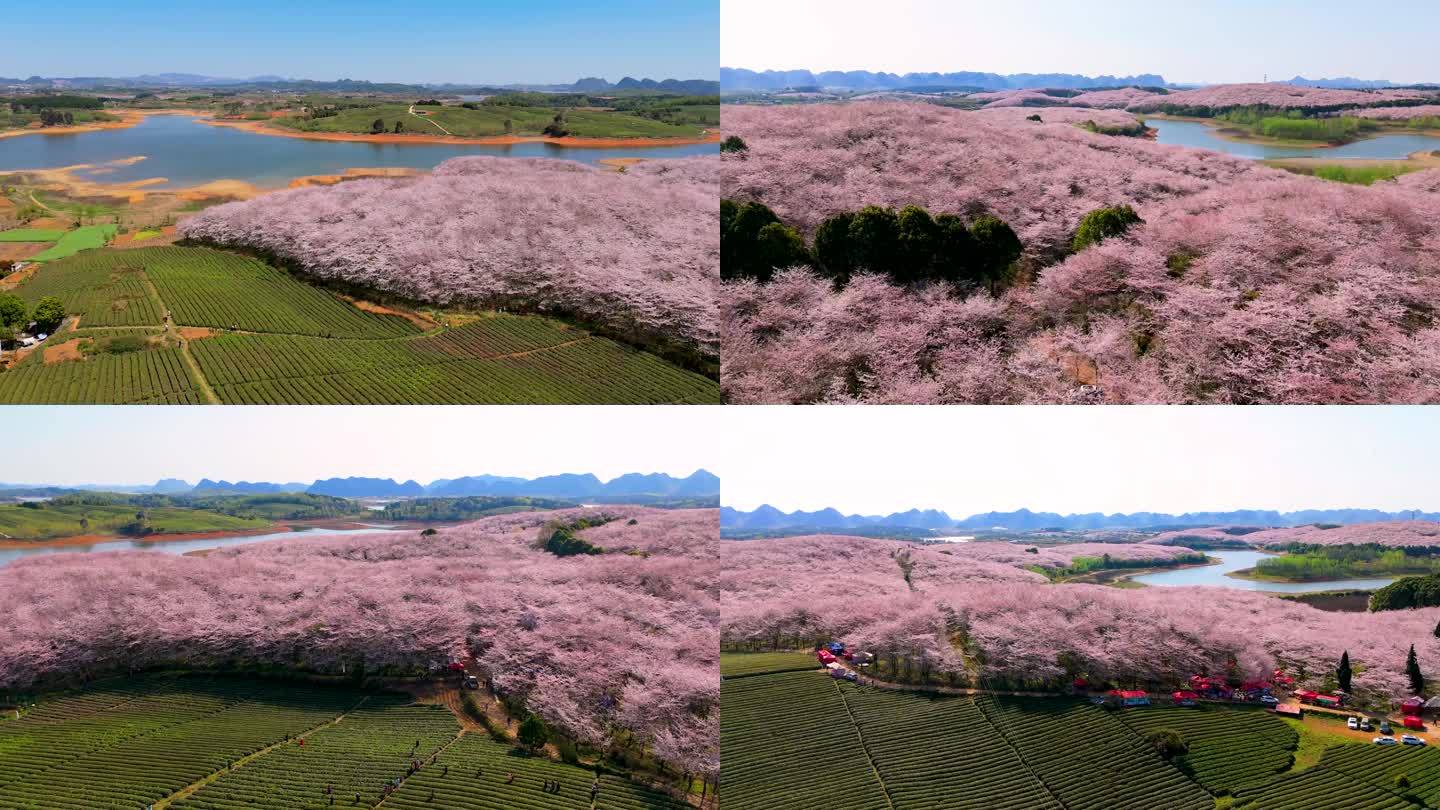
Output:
[408,105,452,136]
[136,270,220,403]
[831,680,898,810]
[155,699,370,808]
[373,727,469,808]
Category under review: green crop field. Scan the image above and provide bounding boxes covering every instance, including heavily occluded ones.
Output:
[977,697,1213,809]
[721,671,892,809]
[0,247,718,404]
[720,651,818,678]
[0,500,270,540]
[1230,763,1422,809]
[0,229,64,243]
[847,688,1063,810]
[383,733,689,810]
[0,675,687,810]
[1310,745,1440,807]
[273,103,712,139]
[0,675,367,808]
[1115,703,1297,793]
[721,671,1368,810]
[30,225,118,261]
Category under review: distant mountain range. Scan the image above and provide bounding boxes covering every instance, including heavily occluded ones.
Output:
[0,470,718,500]
[721,505,1440,533]
[0,74,718,95]
[1284,76,1409,89]
[721,67,1167,93]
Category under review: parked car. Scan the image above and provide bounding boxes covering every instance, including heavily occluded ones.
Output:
[1260,696,1279,706]
[1374,736,1399,746]
[1347,717,1359,730]
[1360,718,1373,731]
[1403,735,1427,746]
[1380,720,1393,735]
[463,675,479,690]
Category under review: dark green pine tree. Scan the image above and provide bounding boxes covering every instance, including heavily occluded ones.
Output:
[1337,651,1352,693]
[1407,644,1426,696]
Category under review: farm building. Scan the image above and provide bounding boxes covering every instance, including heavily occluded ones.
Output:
[1296,690,1344,708]
[1402,697,1425,715]
[1172,691,1200,707]
[1404,715,1426,731]
[1107,690,1151,707]
[1270,704,1303,718]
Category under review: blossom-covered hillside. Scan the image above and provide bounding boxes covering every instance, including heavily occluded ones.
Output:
[1126,83,1430,112]
[1147,521,1440,549]
[721,102,1440,403]
[0,507,720,775]
[722,534,1440,704]
[180,156,719,363]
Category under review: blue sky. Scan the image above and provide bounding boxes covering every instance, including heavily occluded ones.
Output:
[0,1,717,85]
[723,0,1440,85]
[5,407,715,486]
[717,407,1440,516]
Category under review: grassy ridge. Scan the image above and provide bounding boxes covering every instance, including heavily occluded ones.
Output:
[0,500,270,541]
[273,103,714,139]
[719,651,818,678]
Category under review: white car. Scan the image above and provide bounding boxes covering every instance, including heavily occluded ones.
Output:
[1403,735,1427,746]
[1260,696,1279,705]
[1374,736,1399,746]
[1347,717,1360,730]
[1360,718,1373,731]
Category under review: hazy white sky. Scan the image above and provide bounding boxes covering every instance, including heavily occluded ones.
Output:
[717,407,1440,516]
[722,0,1440,85]
[7,407,715,486]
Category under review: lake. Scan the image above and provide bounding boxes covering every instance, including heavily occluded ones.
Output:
[1148,118,1440,160]
[0,525,398,568]
[1131,549,1397,593]
[0,113,719,189]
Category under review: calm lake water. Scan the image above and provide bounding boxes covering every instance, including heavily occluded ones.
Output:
[0,114,718,188]
[1132,549,1396,593]
[1148,118,1440,160]
[0,525,397,568]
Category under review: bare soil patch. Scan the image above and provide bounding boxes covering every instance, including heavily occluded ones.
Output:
[176,326,215,340]
[43,340,85,364]
[342,296,438,329]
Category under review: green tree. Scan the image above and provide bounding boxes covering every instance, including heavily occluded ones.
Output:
[932,213,978,285]
[720,200,806,282]
[720,135,749,153]
[517,715,549,751]
[0,293,27,329]
[1146,728,1188,759]
[1338,650,1352,693]
[1073,204,1144,252]
[812,212,857,283]
[754,222,809,277]
[847,205,900,277]
[970,216,1023,293]
[1407,644,1425,695]
[30,296,65,333]
[894,205,940,283]
[371,118,386,134]
[1433,618,1440,638]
